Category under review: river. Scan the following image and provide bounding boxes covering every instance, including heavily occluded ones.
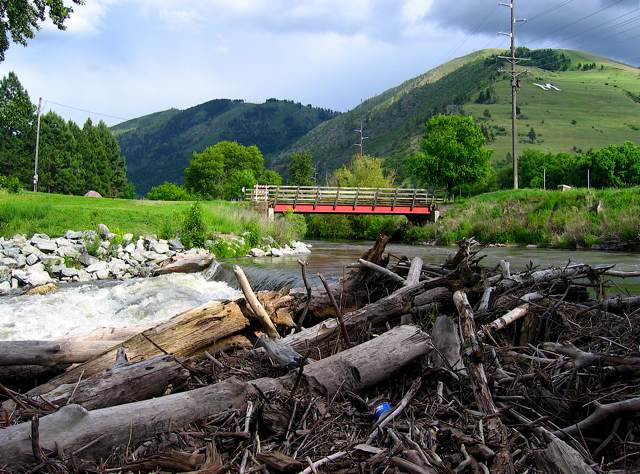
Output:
[0,241,638,341]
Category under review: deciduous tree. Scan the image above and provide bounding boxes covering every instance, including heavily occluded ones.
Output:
[408,115,492,195]
[288,151,314,186]
[0,0,83,61]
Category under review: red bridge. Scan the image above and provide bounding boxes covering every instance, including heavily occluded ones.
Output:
[246,185,446,221]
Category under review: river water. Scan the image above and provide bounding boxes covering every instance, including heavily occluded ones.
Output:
[0,241,638,341]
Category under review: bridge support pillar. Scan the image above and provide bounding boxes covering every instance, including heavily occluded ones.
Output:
[267,207,275,222]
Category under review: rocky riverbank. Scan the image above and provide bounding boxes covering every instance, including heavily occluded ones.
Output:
[0,224,311,294]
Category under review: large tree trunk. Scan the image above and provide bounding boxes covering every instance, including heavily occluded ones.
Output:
[37,355,190,410]
[0,340,120,366]
[0,325,431,470]
[28,300,250,396]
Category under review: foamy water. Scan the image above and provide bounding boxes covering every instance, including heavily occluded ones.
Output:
[0,273,239,341]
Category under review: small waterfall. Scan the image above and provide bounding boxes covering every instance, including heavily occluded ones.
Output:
[0,273,239,341]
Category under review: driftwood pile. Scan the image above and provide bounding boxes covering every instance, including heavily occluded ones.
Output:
[2,236,640,473]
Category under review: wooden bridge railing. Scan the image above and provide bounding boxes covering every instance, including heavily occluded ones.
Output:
[245,185,447,210]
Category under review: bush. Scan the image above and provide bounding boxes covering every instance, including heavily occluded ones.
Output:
[0,176,22,194]
[180,202,207,249]
[83,233,101,257]
[146,182,192,201]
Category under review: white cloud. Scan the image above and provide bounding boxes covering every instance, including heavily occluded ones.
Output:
[402,0,434,23]
[41,0,117,35]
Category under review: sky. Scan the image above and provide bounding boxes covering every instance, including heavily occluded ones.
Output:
[2,0,639,126]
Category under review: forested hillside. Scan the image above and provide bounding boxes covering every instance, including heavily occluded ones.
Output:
[270,49,640,182]
[113,99,339,194]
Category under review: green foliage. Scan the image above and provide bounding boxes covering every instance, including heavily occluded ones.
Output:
[306,155,401,240]
[63,255,81,269]
[184,141,279,200]
[330,155,395,188]
[83,233,101,257]
[209,237,247,258]
[180,202,207,249]
[519,143,640,189]
[259,169,283,186]
[112,99,337,195]
[514,47,571,71]
[404,188,640,249]
[528,128,537,143]
[0,176,22,193]
[282,209,307,239]
[288,151,315,186]
[0,72,133,196]
[408,115,492,193]
[146,182,192,201]
[0,0,82,61]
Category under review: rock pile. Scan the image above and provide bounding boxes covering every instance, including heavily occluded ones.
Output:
[0,225,311,294]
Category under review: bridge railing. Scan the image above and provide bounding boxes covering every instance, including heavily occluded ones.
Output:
[245,185,447,209]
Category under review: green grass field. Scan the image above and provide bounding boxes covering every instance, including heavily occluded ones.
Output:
[0,191,300,244]
[405,187,640,249]
[465,51,640,163]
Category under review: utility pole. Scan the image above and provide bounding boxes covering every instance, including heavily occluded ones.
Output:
[499,1,527,189]
[543,168,546,190]
[33,97,43,192]
[354,120,368,157]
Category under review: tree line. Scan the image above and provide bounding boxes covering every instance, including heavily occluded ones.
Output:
[0,72,133,197]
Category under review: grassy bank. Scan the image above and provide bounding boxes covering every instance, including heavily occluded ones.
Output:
[405,188,640,249]
[0,191,303,246]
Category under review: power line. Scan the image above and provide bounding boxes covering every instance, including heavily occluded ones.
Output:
[43,99,130,122]
[558,8,640,43]
[541,0,627,38]
[526,0,576,22]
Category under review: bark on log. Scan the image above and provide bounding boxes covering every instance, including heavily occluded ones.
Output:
[431,316,464,372]
[0,325,428,469]
[454,291,514,474]
[405,257,424,286]
[37,355,190,410]
[553,397,640,438]
[535,437,597,474]
[303,325,431,395]
[0,340,121,366]
[28,299,249,396]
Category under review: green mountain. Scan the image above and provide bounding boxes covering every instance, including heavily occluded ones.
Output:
[112,99,339,194]
[270,49,640,181]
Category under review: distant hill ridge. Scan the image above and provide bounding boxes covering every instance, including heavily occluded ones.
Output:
[112,98,339,194]
[113,49,640,193]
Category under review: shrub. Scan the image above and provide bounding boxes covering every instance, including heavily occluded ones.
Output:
[0,176,22,194]
[83,233,101,257]
[146,182,192,201]
[180,202,207,249]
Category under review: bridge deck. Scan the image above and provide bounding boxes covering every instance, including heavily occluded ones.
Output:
[246,185,446,216]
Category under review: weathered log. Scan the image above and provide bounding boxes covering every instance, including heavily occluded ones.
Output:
[431,315,464,372]
[445,238,482,269]
[357,258,405,284]
[234,265,280,339]
[284,278,444,352]
[405,257,424,286]
[0,325,429,469]
[37,355,190,410]
[0,364,69,389]
[413,286,452,307]
[0,340,121,366]
[534,437,596,474]
[155,253,214,275]
[496,264,591,293]
[28,299,249,396]
[303,325,431,395]
[553,397,640,438]
[454,291,514,474]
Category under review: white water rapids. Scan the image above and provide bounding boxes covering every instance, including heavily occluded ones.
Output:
[0,273,239,341]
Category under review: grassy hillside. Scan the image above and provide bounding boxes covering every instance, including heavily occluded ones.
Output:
[271,49,640,180]
[269,50,501,177]
[406,187,640,249]
[113,99,339,195]
[0,191,300,244]
[467,50,640,162]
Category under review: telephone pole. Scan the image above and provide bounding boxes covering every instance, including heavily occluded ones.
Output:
[354,120,368,157]
[33,97,43,192]
[499,1,527,189]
